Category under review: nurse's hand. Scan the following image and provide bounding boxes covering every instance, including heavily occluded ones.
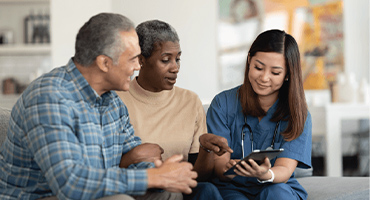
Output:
[222,159,240,180]
[234,157,271,178]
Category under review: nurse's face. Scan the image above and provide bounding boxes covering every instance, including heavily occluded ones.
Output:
[248,52,287,101]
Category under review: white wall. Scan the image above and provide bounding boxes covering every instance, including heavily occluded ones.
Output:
[50,0,112,68]
[113,0,219,102]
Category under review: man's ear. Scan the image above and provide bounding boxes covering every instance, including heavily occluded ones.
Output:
[96,55,111,73]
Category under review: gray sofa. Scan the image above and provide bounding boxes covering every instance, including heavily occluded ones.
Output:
[0,106,369,199]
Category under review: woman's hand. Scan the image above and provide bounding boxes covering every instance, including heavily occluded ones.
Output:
[234,157,271,179]
[199,133,233,156]
[221,159,240,180]
[119,143,164,168]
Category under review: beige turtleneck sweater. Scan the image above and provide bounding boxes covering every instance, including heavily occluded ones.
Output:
[117,78,207,161]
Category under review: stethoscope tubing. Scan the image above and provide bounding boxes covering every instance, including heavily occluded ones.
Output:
[241,116,280,158]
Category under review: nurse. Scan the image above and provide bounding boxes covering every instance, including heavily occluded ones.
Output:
[207,29,312,200]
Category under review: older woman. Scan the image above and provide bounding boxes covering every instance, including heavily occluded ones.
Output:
[117,20,231,200]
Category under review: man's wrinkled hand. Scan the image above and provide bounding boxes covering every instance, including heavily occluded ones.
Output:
[147,154,198,194]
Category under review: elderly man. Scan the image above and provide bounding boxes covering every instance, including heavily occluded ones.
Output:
[0,13,197,200]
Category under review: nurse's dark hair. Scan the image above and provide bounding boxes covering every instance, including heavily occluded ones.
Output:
[74,13,135,66]
[238,29,307,141]
[136,19,179,58]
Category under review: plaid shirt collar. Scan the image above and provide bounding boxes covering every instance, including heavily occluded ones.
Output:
[66,58,117,106]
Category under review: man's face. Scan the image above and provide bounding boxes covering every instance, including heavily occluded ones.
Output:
[108,29,141,92]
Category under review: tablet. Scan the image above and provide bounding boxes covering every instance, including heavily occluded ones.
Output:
[223,148,284,175]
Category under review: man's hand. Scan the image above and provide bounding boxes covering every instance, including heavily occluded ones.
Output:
[119,143,164,168]
[147,154,198,194]
[199,133,233,156]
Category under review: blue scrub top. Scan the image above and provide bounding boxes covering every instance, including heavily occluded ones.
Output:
[207,86,312,199]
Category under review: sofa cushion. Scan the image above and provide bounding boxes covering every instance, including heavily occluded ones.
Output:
[294,167,313,178]
[0,107,11,145]
[298,176,370,200]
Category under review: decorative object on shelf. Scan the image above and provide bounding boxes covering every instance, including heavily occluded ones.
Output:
[332,72,369,104]
[337,72,358,103]
[2,77,28,95]
[229,0,258,23]
[24,10,50,44]
[358,78,370,104]
[0,29,14,44]
[2,78,16,95]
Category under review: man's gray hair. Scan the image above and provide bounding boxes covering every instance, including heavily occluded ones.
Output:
[74,13,135,66]
[136,20,179,58]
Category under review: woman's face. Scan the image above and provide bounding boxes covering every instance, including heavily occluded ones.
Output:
[139,41,181,92]
[248,51,287,101]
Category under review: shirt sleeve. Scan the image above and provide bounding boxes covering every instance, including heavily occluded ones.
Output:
[189,96,208,154]
[23,95,148,199]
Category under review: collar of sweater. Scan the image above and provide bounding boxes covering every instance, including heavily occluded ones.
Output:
[128,77,175,105]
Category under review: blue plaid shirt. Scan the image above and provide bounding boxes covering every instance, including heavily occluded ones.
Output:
[0,59,152,200]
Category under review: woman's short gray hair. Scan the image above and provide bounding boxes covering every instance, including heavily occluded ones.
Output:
[74,13,135,66]
[136,20,179,58]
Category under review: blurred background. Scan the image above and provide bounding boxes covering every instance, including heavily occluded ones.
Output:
[0,0,369,177]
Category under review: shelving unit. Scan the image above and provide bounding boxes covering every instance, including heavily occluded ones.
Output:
[0,0,48,2]
[0,0,50,47]
[0,44,50,55]
[0,0,51,109]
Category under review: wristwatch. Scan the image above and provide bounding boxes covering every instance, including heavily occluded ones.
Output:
[257,169,274,183]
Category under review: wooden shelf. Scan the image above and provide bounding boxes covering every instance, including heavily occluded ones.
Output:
[0,44,51,55]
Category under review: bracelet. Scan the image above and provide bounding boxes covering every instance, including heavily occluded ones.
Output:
[199,142,212,153]
[257,169,274,183]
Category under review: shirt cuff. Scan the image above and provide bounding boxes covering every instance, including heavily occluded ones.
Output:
[124,169,148,195]
[128,162,155,169]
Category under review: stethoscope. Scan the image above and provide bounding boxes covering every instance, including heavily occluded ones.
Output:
[241,116,280,158]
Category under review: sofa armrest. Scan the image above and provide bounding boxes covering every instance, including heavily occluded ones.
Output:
[0,107,11,145]
[294,167,313,178]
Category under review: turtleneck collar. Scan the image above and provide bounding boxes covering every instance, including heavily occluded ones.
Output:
[128,77,175,105]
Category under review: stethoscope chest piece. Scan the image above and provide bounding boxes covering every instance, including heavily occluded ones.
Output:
[265,146,274,150]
